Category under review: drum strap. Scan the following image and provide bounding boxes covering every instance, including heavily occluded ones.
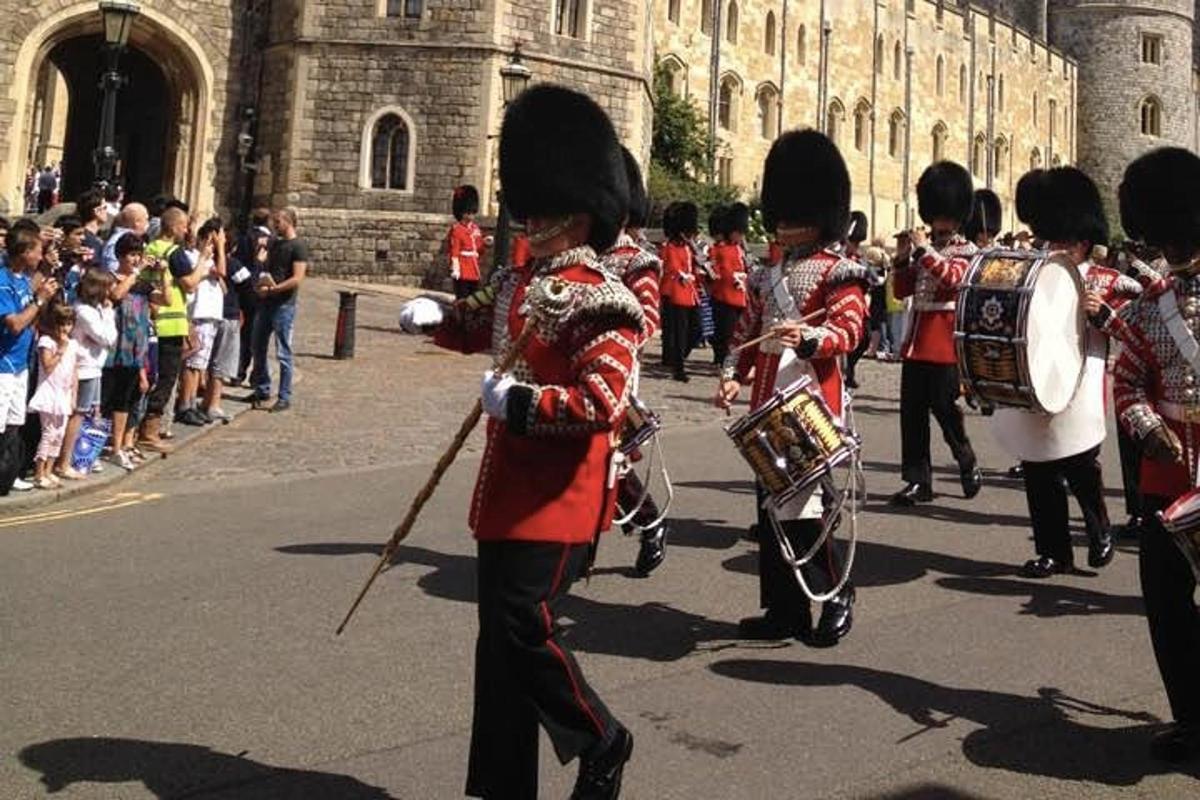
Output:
[1159,290,1200,374]
[770,265,798,319]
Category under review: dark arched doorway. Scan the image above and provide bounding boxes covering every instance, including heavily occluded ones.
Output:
[49,34,170,203]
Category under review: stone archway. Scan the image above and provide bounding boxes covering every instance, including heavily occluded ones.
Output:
[3,2,215,214]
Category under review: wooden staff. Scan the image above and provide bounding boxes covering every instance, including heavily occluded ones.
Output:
[335,314,540,636]
[729,307,827,356]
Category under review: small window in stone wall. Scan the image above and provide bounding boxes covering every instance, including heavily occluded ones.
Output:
[1142,34,1163,65]
[555,0,586,38]
[1141,96,1163,136]
[385,0,421,18]
[888,111,905,159]
[718,156,733,187]
[370,113,411,190]
[668,0,680,24]
[701,0,713,35]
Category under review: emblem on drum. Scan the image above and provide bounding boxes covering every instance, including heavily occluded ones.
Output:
[980,296,1006,331]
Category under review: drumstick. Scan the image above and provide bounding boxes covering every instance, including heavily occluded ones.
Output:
[730,308,827,355]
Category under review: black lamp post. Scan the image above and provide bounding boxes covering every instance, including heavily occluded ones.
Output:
[492,45,532,270]
[94,0,139,190]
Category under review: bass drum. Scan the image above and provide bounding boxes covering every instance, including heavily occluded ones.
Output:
[955,249,1085,415]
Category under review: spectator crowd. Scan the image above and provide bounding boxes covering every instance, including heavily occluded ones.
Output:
[0,190,309,495]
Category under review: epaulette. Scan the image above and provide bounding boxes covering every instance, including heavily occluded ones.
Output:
[567,263,646,336]
[1111,274,1144,298]
[826,258,871,288]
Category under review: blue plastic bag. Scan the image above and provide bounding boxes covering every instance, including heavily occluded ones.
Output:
[71,413,112,472]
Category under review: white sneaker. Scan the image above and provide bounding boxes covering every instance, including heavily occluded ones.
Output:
[112,450,136,472]
[11,477,34,491]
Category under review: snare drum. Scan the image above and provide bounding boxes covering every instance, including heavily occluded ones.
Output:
[955,249,1085,415]
[725,377,859,508]
[620,395,661,456]
[1158,489,1200,583]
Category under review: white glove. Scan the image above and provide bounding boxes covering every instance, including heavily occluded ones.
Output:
[481,372,516,421]
[399,297,444,334]
[450,257,461,280]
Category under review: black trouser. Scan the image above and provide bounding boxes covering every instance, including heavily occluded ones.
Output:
[36,189,53,213]
[710,300,742,366]
[238,304,258,380]
[755,485,845,620]
[1117,423,1144,521]
[617,471,662,536]
[1021,445,1109,564]
[454,279,480,299]
[660,301,695,373]
[0,427,21,494]
[846,329,871,382]
[467,541,616,800]
[900,360,976,486]
[1140,496,1200,728]
[146,335,185,417]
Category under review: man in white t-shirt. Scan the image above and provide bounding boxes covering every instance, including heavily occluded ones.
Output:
[174,220,221,426]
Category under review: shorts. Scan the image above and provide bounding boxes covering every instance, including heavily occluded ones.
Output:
[185,320,219,371]
[0,370,28,432]
[101,365,142,415]
[75,376,101,414]
[209,318,242,381]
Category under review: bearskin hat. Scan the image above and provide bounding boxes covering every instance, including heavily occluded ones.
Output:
[673,201,700,237]
[847,211,869,244]
[726,202,751,236]
[760,129,850,241]
[964,189,1003,241]
[662,202,680,239]
[1015,169,1047,225]
[707,205,728,239]
[1120,147,1200,254]
[621,147,649,229]
[451,185,479,221]
[500,84,629,252]
[1027,167,1108,247]
[916,161,974,226]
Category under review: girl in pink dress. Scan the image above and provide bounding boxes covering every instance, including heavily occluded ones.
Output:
[29,303,78,489]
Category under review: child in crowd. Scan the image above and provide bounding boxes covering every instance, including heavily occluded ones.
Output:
[28,303,78,489]
[103,235,155,470]
[57,268,116,479]
[176,219,224,426]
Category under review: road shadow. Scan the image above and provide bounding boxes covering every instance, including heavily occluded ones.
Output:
[721,539,1016,589]
[294,351,338,361]
[664,518,746,550]
[934,575,1144,618]
[709,659,1186,786]
[17,737,395,798]
[277,543,754,662]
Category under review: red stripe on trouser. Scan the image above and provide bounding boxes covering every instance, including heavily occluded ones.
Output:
[541,544,606,738]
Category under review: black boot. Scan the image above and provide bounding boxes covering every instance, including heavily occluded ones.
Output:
[1088,531,1115,569]
[1021,555,1073,578]
[960,466,983,499]
[889,482,933,507]
[1111,516,1143,540]
[634,526,667,576]
[572,725,634,800]
[810,585,855,647]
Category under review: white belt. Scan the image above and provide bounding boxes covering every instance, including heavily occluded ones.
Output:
[460,250,478,258]
[1159,401,1200,424]
[914,301,955,312]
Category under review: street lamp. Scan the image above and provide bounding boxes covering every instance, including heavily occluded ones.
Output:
[492,45,532,270]
[94,0,140,190]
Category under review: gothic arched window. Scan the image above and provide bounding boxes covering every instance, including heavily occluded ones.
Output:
[726,1,739,44]
[1141,96,1163,136]
[363,108,415,191]
[764,11,776,55]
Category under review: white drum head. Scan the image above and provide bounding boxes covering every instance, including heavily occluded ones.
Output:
[1024,258,1084,414]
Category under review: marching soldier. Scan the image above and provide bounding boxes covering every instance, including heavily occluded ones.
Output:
[447,185,486,298]
[430,85,641,799]
[993,167,1138,577]
[716,129,867,646]
[601,147,670,576]
[1111,147,1200,765]
[708,203,749,366]
[889,161,983,506]
[659,202,701,382]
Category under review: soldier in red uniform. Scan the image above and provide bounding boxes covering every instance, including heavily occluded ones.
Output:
[1111,147,1200,765]
[889,161,982,506]
[601,147,669,576]
[448,185,485,298]
[708,203,749,365]
[716,129,867,646]
[659,202,701,382]
[431,85,641,799]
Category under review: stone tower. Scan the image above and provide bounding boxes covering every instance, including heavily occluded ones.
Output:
[1048,0,1198,225]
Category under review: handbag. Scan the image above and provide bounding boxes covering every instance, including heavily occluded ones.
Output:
[71,412,112,472]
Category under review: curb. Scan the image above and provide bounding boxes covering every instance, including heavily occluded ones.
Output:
[0,401,255,515]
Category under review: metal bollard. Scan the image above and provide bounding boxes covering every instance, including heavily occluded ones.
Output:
[334,290,358,359]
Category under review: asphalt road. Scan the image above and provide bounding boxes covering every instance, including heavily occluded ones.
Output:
[2,285,1197,799]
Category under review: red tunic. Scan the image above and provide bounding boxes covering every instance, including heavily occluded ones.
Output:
[893,236,977,365]
[724,248,867,417]
[600,232,662,344]
[433,247,644,543]
[510,234,532,271]
[1112,273,1200,501]
[659,240,699,308]
[708,241,748,308]
[448,220,485,281]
